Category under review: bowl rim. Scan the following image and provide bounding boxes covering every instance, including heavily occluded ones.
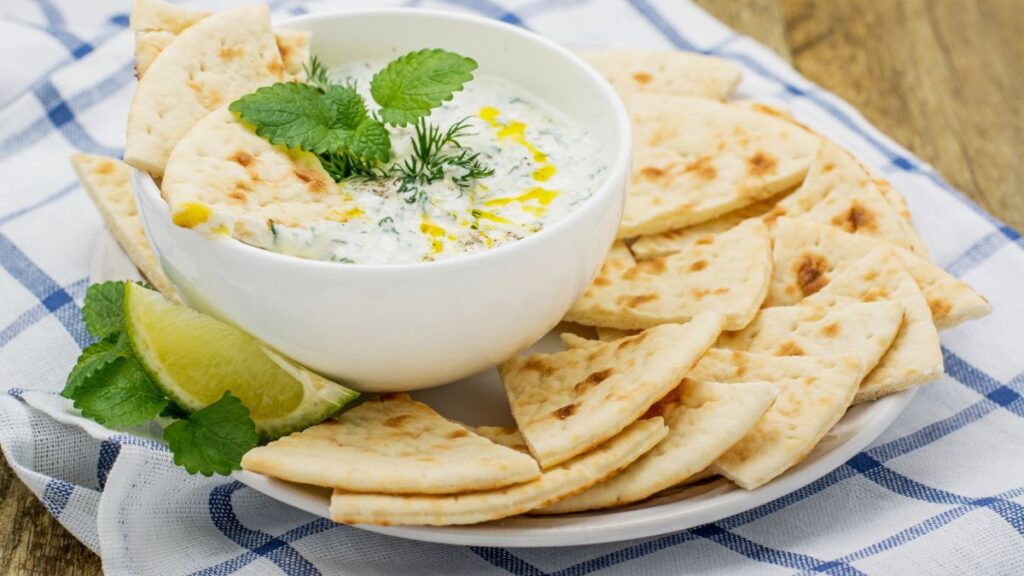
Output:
[139,7,632,275]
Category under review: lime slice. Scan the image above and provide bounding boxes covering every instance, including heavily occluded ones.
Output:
[124,283,359,440]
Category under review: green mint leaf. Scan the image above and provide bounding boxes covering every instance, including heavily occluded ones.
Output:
[370,49,477,126]
[159,403,190,420]
[63,333,131,399]
[163,392,258,476]
[324,84,367,130]
[83,281,126,340]
[346,119,391,162]
[71,356,168,428]
[229,83,345,154]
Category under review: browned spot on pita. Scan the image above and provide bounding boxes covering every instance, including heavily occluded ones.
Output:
[218,44,243,61]
[275,37,292,62]
[692,286,730,299]
[632,71,653,84]
[640,166,665,180]
[833,203,875,232]
[689,260,708,272]
[97,160,114,174]
[862,287,890,302]
[554,404,576,420]
[776,341,805,356]
[574,369,613,393]
[929,298,952,321]
[821,322,841,338]
[525,358,556,377]
[643,386,682,419]
[619,293,658,308]
[293,168,328,193]
[625,259,666,279]
[695,237,714,246]
[747,152,778,176]
[267,59,285,80]
[227,190,246,202]
[822,162,836,173]
[384,414,414,427]
[231,151,255,167]
[448,429,469,439]
[683,156,717,181]
[794,253,830,296]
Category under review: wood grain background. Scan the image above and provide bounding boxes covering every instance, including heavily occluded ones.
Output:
[1,1,1020,573]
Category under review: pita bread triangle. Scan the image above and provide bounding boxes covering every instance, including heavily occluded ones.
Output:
[580,50,741,102]
[130,0,309,80]
[565,218,772,331]
[125,4,286,177]
[630,189,791,260]
[690,349,863,489]
[71,154,178,300]
[764,139,930,256]
[802,248,944,403]
[161,107,355,252]
[329,418,668,526]
[540,379,777,513]
[241,393,541,494]
[716,300,904,380]
[501,313,725,468]
[620,93,820,238]
[767,218,991,328]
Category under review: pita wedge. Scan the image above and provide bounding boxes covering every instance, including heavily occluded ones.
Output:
[71,154,178,299]
[501,313,725,468]
[131,0,309,80]
[690,350,863,489]
[767,218,991,328]
[620,94,820,237]
[330,418,667,526]
[541,380,777,513]
[717,300,904,379]
[125,4,286,177]
[241,394,541,494]
[161,107,357,251]
[764,140,930,256]
[581,50,741,102]
[630,190,791,260]
[566,219,772,331]
[802,248,943,403]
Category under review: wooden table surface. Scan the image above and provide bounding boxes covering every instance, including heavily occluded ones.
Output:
[1,1,1020,574]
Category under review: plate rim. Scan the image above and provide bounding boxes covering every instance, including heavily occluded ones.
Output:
[91,230,915,548]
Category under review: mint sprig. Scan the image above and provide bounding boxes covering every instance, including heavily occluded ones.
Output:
[62,281,258,476]
[370,49,478,127]
[164,392,258,477]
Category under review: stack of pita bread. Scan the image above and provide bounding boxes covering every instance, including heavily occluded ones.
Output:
[73,1,991,526]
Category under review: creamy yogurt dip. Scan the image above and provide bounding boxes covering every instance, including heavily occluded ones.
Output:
[254,60,606,265]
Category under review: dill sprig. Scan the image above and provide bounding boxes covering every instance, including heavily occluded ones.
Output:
[395,118,494,189]
[303,55,333,91]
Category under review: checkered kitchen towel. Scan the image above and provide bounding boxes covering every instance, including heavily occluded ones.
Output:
[1,0,1022,574]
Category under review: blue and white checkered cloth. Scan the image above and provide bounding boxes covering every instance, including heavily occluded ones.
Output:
[1,0,1022,574]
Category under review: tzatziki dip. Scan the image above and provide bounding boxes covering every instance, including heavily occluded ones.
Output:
[167,50,608,266]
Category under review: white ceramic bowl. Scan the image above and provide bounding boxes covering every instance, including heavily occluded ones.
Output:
[132,9,631,392]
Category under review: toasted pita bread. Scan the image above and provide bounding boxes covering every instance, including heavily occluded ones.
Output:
[630,189,792,260]
[502,313,725,468]
[581,50,741,102]
[541,380,777,513]
[566,219,772,331]
[764,140,929,256]
[329,418,667,526]
[125,4,286,177]
[802,249,943,403]
[768,218,991,328]
[620,94,820,237]
[161,106,357,251]
[241,394,541,494]
[691,350,862,489]
[717,300,903,380]
[71,154,178,299]
[131,0,309,80]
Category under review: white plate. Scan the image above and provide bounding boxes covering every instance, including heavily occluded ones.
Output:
[92,231,915,547]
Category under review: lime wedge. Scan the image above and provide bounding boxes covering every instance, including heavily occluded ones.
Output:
[124,283,359,440]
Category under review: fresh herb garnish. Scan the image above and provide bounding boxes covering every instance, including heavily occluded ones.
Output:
[229,48,492,191]
[62,281,258,476]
